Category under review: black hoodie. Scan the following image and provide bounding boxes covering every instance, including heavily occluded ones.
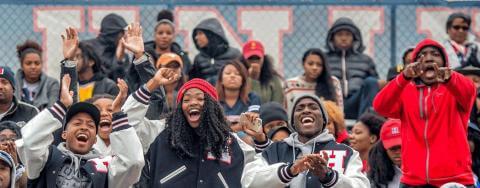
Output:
[189,18,241,85]
[325,17,378,97]
[84,13,129,80]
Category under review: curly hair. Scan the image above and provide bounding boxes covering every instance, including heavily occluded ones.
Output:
[358,112,385,138]
[368,141,396,187]
[16,40,43,64]
[323,100,346,138]
[78,41,103,74]
[302,48,338,103]
[164,94,231,159]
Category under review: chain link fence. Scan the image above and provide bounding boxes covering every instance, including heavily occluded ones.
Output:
[0,1,479,80]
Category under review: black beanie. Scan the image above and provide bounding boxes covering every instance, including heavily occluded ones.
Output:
[259,102,288,127]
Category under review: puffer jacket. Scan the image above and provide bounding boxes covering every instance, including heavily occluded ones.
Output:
[325,17,378,97]
[189,18,241,85]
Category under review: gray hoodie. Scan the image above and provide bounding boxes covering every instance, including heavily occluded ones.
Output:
[56,143,101,187]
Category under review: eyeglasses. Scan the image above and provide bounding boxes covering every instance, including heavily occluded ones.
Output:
[451,25,469,31]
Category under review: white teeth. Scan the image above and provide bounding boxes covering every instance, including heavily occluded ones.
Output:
[301,117,314,123]
[189,109,200,114]
[77,133,88,141]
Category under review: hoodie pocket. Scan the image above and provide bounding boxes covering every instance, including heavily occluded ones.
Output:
[217,172,229,188]
[160,165,187,184]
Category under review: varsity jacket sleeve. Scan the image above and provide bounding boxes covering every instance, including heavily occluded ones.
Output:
[16,102,67,179]
[107,112,145,188]
[133,53,166,105]
[60,60,78,103]
[373,74,410,119]
[241,152,291,188]
[233,133,256,164]
[121,85,167,154]
[444,72,476,112]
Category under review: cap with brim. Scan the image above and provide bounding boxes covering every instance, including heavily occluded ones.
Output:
[455,65,480,76]
[156,53,183,69]
[64,102,100,131]
[380,119,402,149]
[243,40,265,59]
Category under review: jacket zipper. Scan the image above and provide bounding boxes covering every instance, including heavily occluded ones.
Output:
[424,87,431,184]
[160,165,187,184]
[217,172,229,188]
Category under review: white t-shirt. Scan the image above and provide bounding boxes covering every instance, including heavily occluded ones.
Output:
[23,79,40,101]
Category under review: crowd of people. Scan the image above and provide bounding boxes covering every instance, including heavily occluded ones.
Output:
[0,9,479,188]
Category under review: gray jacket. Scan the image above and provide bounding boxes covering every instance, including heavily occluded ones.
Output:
[14,70,59,111]
[325,17,378,97]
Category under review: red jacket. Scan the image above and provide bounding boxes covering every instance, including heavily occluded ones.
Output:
[373,39,476,186]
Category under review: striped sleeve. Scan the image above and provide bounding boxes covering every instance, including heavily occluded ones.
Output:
[132,85,152,105]
[112,112,131,132]
[321,170,339,188]
[47,101,67,122]
[254,139,272,153]
[277,164,297,184]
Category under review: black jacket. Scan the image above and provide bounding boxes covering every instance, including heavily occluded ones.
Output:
[126,54,168,120]
[325,17,378,97]
[138,131,250,188]
[144,41,192,75]
[189,18,241,85]
[83,14,129,80]
[0,96,38,124]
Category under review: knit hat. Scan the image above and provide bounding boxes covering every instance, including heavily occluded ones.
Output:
[260,102,288,127]
[380,119,402,149]
[411,39,448,67]
[288,93,328,131]
[64,102,101,131]
[243,40,265,59]
[156,52,183,69]
[0,66,15,90]
[176,78,219,104]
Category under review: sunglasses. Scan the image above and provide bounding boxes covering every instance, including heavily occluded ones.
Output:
[451,25,469,31]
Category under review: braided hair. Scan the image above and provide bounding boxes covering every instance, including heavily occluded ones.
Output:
[164,94,231,159]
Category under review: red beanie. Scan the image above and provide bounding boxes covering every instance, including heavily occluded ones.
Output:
[176,78,219,104]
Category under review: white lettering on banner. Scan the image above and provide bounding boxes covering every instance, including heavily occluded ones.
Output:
[328,6,384,58]
[33,7,84,78]
[88,7,139,34]
[176,6,292,74]
[238,7,293,74]
[322,150,347,173]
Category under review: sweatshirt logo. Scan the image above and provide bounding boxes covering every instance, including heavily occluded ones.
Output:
[321,150,347,173]
[89,156,112,173]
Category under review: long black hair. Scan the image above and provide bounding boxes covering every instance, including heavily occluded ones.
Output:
[302,48,337,102]
[78,41,103,74]
[164,94,231,159]
[242,55,282,86]
[368,141,396,187]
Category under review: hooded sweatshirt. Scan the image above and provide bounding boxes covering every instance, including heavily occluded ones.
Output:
[325,17,378,97]
[189,18,241,85]
[14,69,59,111]
[373,39,476,186]
[242,93,369,188]
[0,150,16,188]
[84,13,128,80]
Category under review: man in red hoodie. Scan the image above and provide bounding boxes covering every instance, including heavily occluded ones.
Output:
[373,39,476,187]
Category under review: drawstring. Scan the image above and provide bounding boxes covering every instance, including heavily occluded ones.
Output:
[341,50,348,97]
[291,136,317,187]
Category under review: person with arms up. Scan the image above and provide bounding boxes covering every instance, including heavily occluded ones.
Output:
[373,38,476,187]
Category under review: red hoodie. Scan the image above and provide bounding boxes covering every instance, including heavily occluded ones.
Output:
[373,39,476,186]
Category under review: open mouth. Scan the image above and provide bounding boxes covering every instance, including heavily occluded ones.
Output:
[188,108,201,122]
[423,64,436,79]
[99,119,111,131]
[76,133,89,143]
[301,116,315,126]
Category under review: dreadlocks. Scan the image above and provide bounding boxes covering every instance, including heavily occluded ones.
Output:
[165,94,231,159]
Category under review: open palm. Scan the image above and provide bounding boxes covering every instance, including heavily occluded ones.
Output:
[61,27,79,60]
[122,23,144,56]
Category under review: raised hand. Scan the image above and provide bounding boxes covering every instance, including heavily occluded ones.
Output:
[1,141,18,166]
[121,23,144,59]
[241,112,266,142]
[112,79,129,113]
[61,27,79,61]
[146,68,180,91]
[60,74,74,108]
[437,66,452,83]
